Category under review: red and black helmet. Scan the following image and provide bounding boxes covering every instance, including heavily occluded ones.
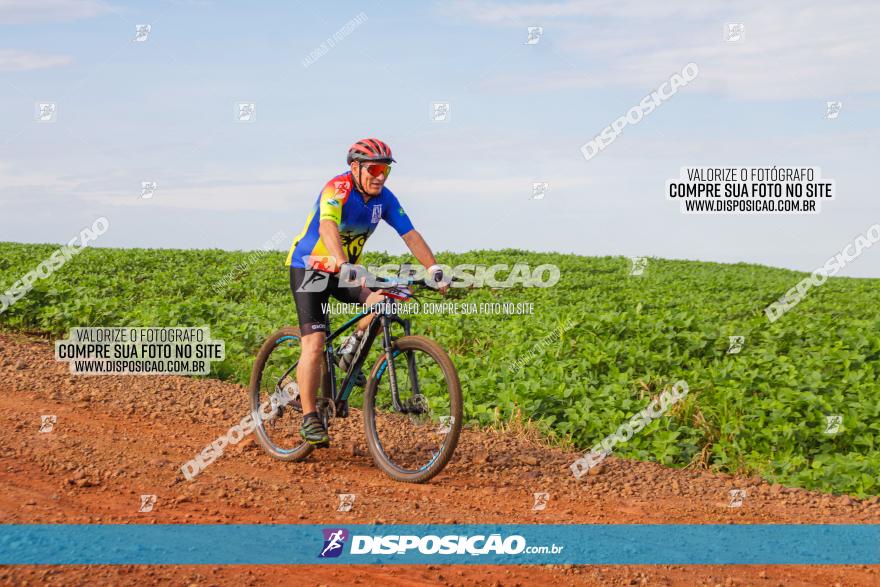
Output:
[346,138,395,164]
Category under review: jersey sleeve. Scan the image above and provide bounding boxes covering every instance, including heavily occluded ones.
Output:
[318,178,351,225]
[381,188,415,236]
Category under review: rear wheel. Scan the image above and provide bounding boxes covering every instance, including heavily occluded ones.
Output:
[363,335,462,483]
[249,326,329,461]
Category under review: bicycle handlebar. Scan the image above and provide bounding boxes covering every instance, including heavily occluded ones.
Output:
[371,276,454,290]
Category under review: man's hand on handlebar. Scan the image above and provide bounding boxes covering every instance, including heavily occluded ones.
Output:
[427,264,450,295]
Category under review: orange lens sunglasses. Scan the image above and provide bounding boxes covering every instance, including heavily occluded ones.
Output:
[362,162,391,178]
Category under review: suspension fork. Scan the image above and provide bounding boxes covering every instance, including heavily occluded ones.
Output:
[382,316,422,411]
[397,317,421,398]
[381,317,405,412]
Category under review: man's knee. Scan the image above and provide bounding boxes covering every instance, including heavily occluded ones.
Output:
[300,332,325,356]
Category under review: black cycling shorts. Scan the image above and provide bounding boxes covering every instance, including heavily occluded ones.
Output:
[289,267,371,335]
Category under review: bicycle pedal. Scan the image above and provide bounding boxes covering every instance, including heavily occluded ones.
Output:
[315,440,330,449]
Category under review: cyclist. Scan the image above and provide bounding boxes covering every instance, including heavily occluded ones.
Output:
[286,138,447,447]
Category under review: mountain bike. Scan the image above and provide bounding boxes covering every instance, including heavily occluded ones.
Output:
[248,277,462,483]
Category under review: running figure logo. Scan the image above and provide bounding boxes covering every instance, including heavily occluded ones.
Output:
[726,336,745,354]
[824,414,843,434]
[39,415,57,433]
[629,256,648,276]
[727,489,746,508]
[337,494,356,512]
[319,528,349,558]
[524,26,543,45]
[825,101,842,119]
[139,494,157,512]
[532,492,550,511]
[297,262,330,292]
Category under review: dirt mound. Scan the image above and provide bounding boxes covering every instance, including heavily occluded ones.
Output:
[0,332,877,586]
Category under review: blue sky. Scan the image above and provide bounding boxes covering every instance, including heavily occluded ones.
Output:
[1,0,879,276]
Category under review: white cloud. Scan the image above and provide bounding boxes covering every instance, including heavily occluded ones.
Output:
[0,0,113,23]
[446,0,880,100]
[0,161,79,191]
[0,50,72,71]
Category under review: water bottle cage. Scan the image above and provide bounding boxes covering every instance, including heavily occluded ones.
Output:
[337,332,362,371]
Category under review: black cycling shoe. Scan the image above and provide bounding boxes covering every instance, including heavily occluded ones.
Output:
[300,414,330,448]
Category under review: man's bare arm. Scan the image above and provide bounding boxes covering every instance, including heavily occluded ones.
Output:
[401,229,438,269]
[319,220,348,270]
[401,229,448,293]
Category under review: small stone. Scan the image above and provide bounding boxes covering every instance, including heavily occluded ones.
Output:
[587,463,606,476]
[236,437,255,451]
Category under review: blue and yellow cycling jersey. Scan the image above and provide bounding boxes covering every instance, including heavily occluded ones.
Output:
[286,171,415,270]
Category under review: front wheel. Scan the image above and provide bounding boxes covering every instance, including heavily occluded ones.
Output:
[363,335,463,483]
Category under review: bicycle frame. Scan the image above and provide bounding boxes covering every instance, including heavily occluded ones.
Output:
[271,283,433,422]
[322,300,416,414]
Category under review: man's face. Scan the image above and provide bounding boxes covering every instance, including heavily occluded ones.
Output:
[351,161,390,196]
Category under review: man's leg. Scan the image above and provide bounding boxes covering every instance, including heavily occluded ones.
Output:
[290,266,331,445]
[331,283,384,394]
[297,329,331,445]
[356,290,386,331]
[297,331,325,415]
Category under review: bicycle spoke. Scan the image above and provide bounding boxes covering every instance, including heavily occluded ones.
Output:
[370,346,454,473]
[253,334,307,457]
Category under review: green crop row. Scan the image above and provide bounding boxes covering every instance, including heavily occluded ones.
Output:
[1,242,878,496]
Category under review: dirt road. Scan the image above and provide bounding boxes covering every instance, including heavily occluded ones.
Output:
[1,332,877,586]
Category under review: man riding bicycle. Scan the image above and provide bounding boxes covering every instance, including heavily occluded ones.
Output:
[285,138,446,446]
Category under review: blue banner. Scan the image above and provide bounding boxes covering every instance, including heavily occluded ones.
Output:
[0,524,877,565]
